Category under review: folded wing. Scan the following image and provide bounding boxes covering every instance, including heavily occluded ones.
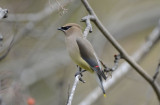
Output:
[76,37,106,80]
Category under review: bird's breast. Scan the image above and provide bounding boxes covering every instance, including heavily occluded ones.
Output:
[65,36,93,72]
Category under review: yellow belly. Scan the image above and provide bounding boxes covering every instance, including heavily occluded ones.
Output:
[72,55,94,73]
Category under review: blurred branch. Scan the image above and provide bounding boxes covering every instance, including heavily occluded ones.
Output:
[3,0,72,48]
[54,0,68,15]
[0,80,34,105]
[0,7,8,19]
[11,0,74,49]
[4,0,71,49]
[14,22,34,43]
[81,0,160,103]
[7,0,71,22]
[153,61,160,82]
[0,7,14,61]
[0,35,14,61]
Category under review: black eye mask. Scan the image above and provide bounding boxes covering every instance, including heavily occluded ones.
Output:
[61,26,72,30]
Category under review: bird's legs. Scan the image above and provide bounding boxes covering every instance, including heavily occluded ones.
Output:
[103,67,113,78]
[75,65,86,83]
[100,54,122,78]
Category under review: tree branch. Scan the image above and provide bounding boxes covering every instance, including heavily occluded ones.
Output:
[81,15,94,38]
[153,61,160,82]
[0,7,8,19]
[66,67,81,105]
[0,7,13,61]
[79,18,160,105]
[100,54,121,73]
[0,35,14,61]
[81,0,160,102]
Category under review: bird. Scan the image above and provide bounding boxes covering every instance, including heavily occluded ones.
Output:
[58,23,107,96]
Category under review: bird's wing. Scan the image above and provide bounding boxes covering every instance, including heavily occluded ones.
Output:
[76,37,106,80]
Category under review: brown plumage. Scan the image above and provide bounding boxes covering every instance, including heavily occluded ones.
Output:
[58,23,106,95]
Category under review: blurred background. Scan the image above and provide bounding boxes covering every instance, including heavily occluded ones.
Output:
[0,0,160,105]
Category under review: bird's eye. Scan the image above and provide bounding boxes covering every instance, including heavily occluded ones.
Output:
[61,26,72,30]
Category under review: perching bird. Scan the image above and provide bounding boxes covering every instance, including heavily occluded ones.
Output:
[58,23,107,96]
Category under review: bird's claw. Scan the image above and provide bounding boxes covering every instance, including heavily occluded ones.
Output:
[104,68,113,78]
[104,67,111,73]
[75,69,86,83]
[108,72,112,78]
[79,77,86,83]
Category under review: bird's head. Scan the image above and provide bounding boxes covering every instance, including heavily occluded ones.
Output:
[58,23,82,36]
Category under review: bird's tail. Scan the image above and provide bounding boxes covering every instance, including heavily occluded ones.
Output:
[92,67,106,96]
[91,67,107,80]
[95,73,106,97]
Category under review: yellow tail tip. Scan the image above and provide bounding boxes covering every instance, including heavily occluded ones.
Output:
[103,94,106,97]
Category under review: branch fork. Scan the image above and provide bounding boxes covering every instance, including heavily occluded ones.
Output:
[66,66,84,105]
[81,15,94,38]
[100,54,122,78]
[81,0,160,103]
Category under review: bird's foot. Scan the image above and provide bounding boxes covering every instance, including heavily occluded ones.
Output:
[75,70,86,83]
[104,68,113,78]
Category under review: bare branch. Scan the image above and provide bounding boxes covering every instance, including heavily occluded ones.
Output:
[79,20,160,105]
[0,35,14,61]
[81,0,160,103]
[100,54,121,73]
[81,15,94,38]
[153,61,160,82]
[66,67,81,105]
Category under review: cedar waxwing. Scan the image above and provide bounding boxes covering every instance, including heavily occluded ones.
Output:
[58,23,107,96]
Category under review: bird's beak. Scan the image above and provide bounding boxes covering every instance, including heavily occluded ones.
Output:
[57,27,63,31]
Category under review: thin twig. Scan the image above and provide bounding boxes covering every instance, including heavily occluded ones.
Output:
[81,0,160,103]
[153,61,160,82]
[66,67,81,105]
[0,35,14,61]
[66,84,71,104]
[99,54,121,79]
[55,0,68,15]
[100,54,121,72]
[81,15,94,38]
